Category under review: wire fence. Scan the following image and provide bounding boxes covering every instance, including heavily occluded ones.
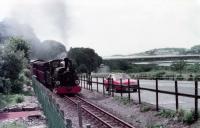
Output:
[79,75,199,120]
[32,76,72,128]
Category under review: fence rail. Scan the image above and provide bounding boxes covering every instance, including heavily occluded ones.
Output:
[79,75,199,120]
[32,76,72,128]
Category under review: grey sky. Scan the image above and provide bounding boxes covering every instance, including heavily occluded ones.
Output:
[0,0,200,56]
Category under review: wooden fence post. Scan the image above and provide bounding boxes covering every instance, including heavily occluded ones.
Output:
[128,79,130,101]
[175,80,179,112]
[96,77,99,92]
[120,79,123,98]
[138,79,141,104]
[80,75,82,88]
[112,78,114,97]
[156,78,159,111]
[195,80,198,120]
[103,77,105,95]
[84,75,85,89]
[87,75,88,90]
[91,76,93,91]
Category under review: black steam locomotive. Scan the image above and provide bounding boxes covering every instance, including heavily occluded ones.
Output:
[31,58,81,95]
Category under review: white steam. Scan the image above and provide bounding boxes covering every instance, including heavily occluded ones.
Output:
[8,0,69,45]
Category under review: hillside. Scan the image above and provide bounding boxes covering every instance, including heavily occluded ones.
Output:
[111,46,200,57]
[132,48,187,56]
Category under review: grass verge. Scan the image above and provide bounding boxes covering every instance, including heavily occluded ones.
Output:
[0,122,26,128]
[0,94,25,109]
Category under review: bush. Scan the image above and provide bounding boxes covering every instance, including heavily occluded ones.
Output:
[147,124,164,128]
[187,74,194,81]
[155,71,165,79]
[177,109,185,122]
[176,75,184,80]
[194,75,200,81]
[140,105,151,112]
[15,95,24,103]
[0,77,12,94]
[113,96,131,105]
[11,80,23,93]
[157,109,176,118]
[23,69,31,78]
[0,121,26,128]
[183,111,194,124]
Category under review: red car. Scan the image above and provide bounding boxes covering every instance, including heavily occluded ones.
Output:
[104,74,138,92]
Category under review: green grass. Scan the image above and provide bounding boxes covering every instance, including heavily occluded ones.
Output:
[140,105,151,112]
[0,122,26,128]
[21,90,33,96]
[156,109,176,118]
[15,95,24,103]
[0,94,25,109]
[156,109,198,125]
[113,96,131,105]
[147,124,165,128]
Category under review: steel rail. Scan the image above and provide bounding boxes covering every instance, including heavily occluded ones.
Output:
[63,96,113,128]
[64,95,134,128]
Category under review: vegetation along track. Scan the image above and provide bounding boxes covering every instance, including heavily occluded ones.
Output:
[63,95,134,128]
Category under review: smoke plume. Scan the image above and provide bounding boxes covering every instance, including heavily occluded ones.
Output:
[9,0,69,45]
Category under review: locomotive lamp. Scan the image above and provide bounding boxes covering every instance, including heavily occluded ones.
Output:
[55,81,60,86]
[75,80,80,85]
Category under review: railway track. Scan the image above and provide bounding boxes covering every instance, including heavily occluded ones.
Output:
[63,95,134,128]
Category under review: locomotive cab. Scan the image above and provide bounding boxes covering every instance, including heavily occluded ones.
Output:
[53,59,80,87]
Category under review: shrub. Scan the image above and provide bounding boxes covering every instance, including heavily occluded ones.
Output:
[194,75,200,81]
[155,71,165,79]
[147,124,164,128]
[0,77,12,94]
[140,105,151,112]
[177,109,199,124]
[113,96,130,105]
[0,121,26,128]
[187,74,194,81]
[11,80,23,93]
[15,95,24,103]
[176,75,184,80]
[156,109,176,118]
[23,68,31,78]
[177,109,185,122]
[183,111,194,124]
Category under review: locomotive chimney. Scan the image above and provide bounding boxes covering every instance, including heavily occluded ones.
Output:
[64,58,71,69]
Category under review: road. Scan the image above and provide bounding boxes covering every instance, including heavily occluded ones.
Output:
[81,78,200,111]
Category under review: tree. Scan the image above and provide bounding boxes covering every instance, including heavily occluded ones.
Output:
[6,37,30,59]
[0,37,29,93]
[186,63,200,73]
[113,60,130,71]
[171,60,186,75]
[2,51,26,80]
[68,47,102,73]
[190,45,200,54]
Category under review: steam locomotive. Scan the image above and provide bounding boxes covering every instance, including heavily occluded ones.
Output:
[31,58,81,95]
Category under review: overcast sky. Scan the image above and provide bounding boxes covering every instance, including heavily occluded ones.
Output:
[0,0,200,56]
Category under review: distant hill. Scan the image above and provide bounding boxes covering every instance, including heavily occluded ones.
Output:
[111,46,200,57]
[132,48,187,56]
